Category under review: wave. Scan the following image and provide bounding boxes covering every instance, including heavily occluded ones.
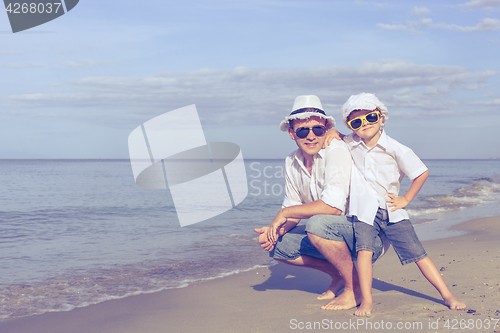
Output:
[0,256,274,320]
[408,175,500,217]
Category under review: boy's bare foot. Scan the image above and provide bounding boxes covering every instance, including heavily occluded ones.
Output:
[354,301,373,317]
[321,289,361,310]
[317,279,345,300]
[444,295,466,310]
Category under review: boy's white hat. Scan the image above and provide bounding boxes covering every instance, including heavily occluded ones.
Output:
[279,95,336,131]
[341,93,388,128]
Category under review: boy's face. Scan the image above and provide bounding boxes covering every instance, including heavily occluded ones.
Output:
[347,109,383,142]
[288,116,328,158]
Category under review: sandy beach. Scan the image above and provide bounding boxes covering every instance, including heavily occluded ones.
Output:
[1,216,499,333]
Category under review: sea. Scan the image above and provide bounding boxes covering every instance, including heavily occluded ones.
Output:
[0,159,499,320]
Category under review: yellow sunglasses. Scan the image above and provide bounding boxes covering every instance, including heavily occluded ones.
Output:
[347,110,381,130]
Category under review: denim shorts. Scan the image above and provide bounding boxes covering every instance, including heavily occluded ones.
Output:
[352,208,427,266]
[270,214,383,263]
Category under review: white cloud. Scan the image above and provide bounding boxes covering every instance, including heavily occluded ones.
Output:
[461,0,500,8]
[435,18,500,32]
[63,60,120,68]
[376,23,406,31]
[378,17,500,33]
[411,6,430,16]
[377,18,432,32]
[472,98,500,105]
[354,1,390,8]
[6,62,498,126]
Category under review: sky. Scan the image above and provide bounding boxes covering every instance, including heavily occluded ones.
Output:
[1,0,500,159]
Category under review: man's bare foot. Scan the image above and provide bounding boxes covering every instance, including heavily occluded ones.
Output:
[317,290,335,300]
[354,300,373,317]
[444,295,466,310]
[321,289,361,310]
[317,279,345,300]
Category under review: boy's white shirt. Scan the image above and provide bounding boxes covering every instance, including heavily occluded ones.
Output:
[282,137,391,257]
[348,166,379,225]
[282,140,352,212]
[344,130,428,224]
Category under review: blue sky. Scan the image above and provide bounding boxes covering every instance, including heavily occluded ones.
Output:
[1,0,500,159]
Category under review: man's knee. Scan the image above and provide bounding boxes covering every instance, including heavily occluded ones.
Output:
[306,214,346,227]
[305,214,351,242]
[306,230,320,245]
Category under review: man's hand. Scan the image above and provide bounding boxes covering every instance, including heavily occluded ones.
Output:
[254,227,275,251]
[322,128,343,148]
[268,212,288,244]
[386,193,409,212]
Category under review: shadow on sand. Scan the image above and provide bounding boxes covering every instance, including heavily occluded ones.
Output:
[251,263,443,306]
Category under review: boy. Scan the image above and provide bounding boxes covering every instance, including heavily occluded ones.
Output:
[339,93,466,316]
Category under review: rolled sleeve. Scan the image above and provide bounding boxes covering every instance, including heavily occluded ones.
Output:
[321,186,347,210]
[320,142,352,211]
[283,197,302,208]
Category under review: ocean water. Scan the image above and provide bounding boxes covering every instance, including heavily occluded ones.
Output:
[0,159,499,320]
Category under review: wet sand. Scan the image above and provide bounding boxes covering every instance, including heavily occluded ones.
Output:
[1,216,499,333]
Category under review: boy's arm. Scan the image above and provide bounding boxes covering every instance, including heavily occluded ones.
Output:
[386,170,429,212]
[322,128,345,148]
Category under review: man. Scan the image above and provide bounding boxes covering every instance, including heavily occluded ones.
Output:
[255,95,385,310]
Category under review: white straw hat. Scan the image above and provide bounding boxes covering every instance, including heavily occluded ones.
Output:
[279,95,335,131]
[341,93,388,128]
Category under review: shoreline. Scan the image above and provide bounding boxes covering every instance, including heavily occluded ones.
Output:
[1,216,499,333]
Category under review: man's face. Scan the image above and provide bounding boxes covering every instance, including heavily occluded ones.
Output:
[288,116,328,158]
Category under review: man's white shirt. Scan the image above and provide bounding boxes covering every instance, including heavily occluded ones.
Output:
[282,140,352,212]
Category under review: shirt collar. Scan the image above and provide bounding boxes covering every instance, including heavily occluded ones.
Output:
[317,148,325,159]
[376,129,388,150]
[352,129,388,151]
[351,134,363,148]
[292,148,325,173]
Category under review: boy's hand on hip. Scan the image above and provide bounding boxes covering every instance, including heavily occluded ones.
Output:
[386,193,409,212]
